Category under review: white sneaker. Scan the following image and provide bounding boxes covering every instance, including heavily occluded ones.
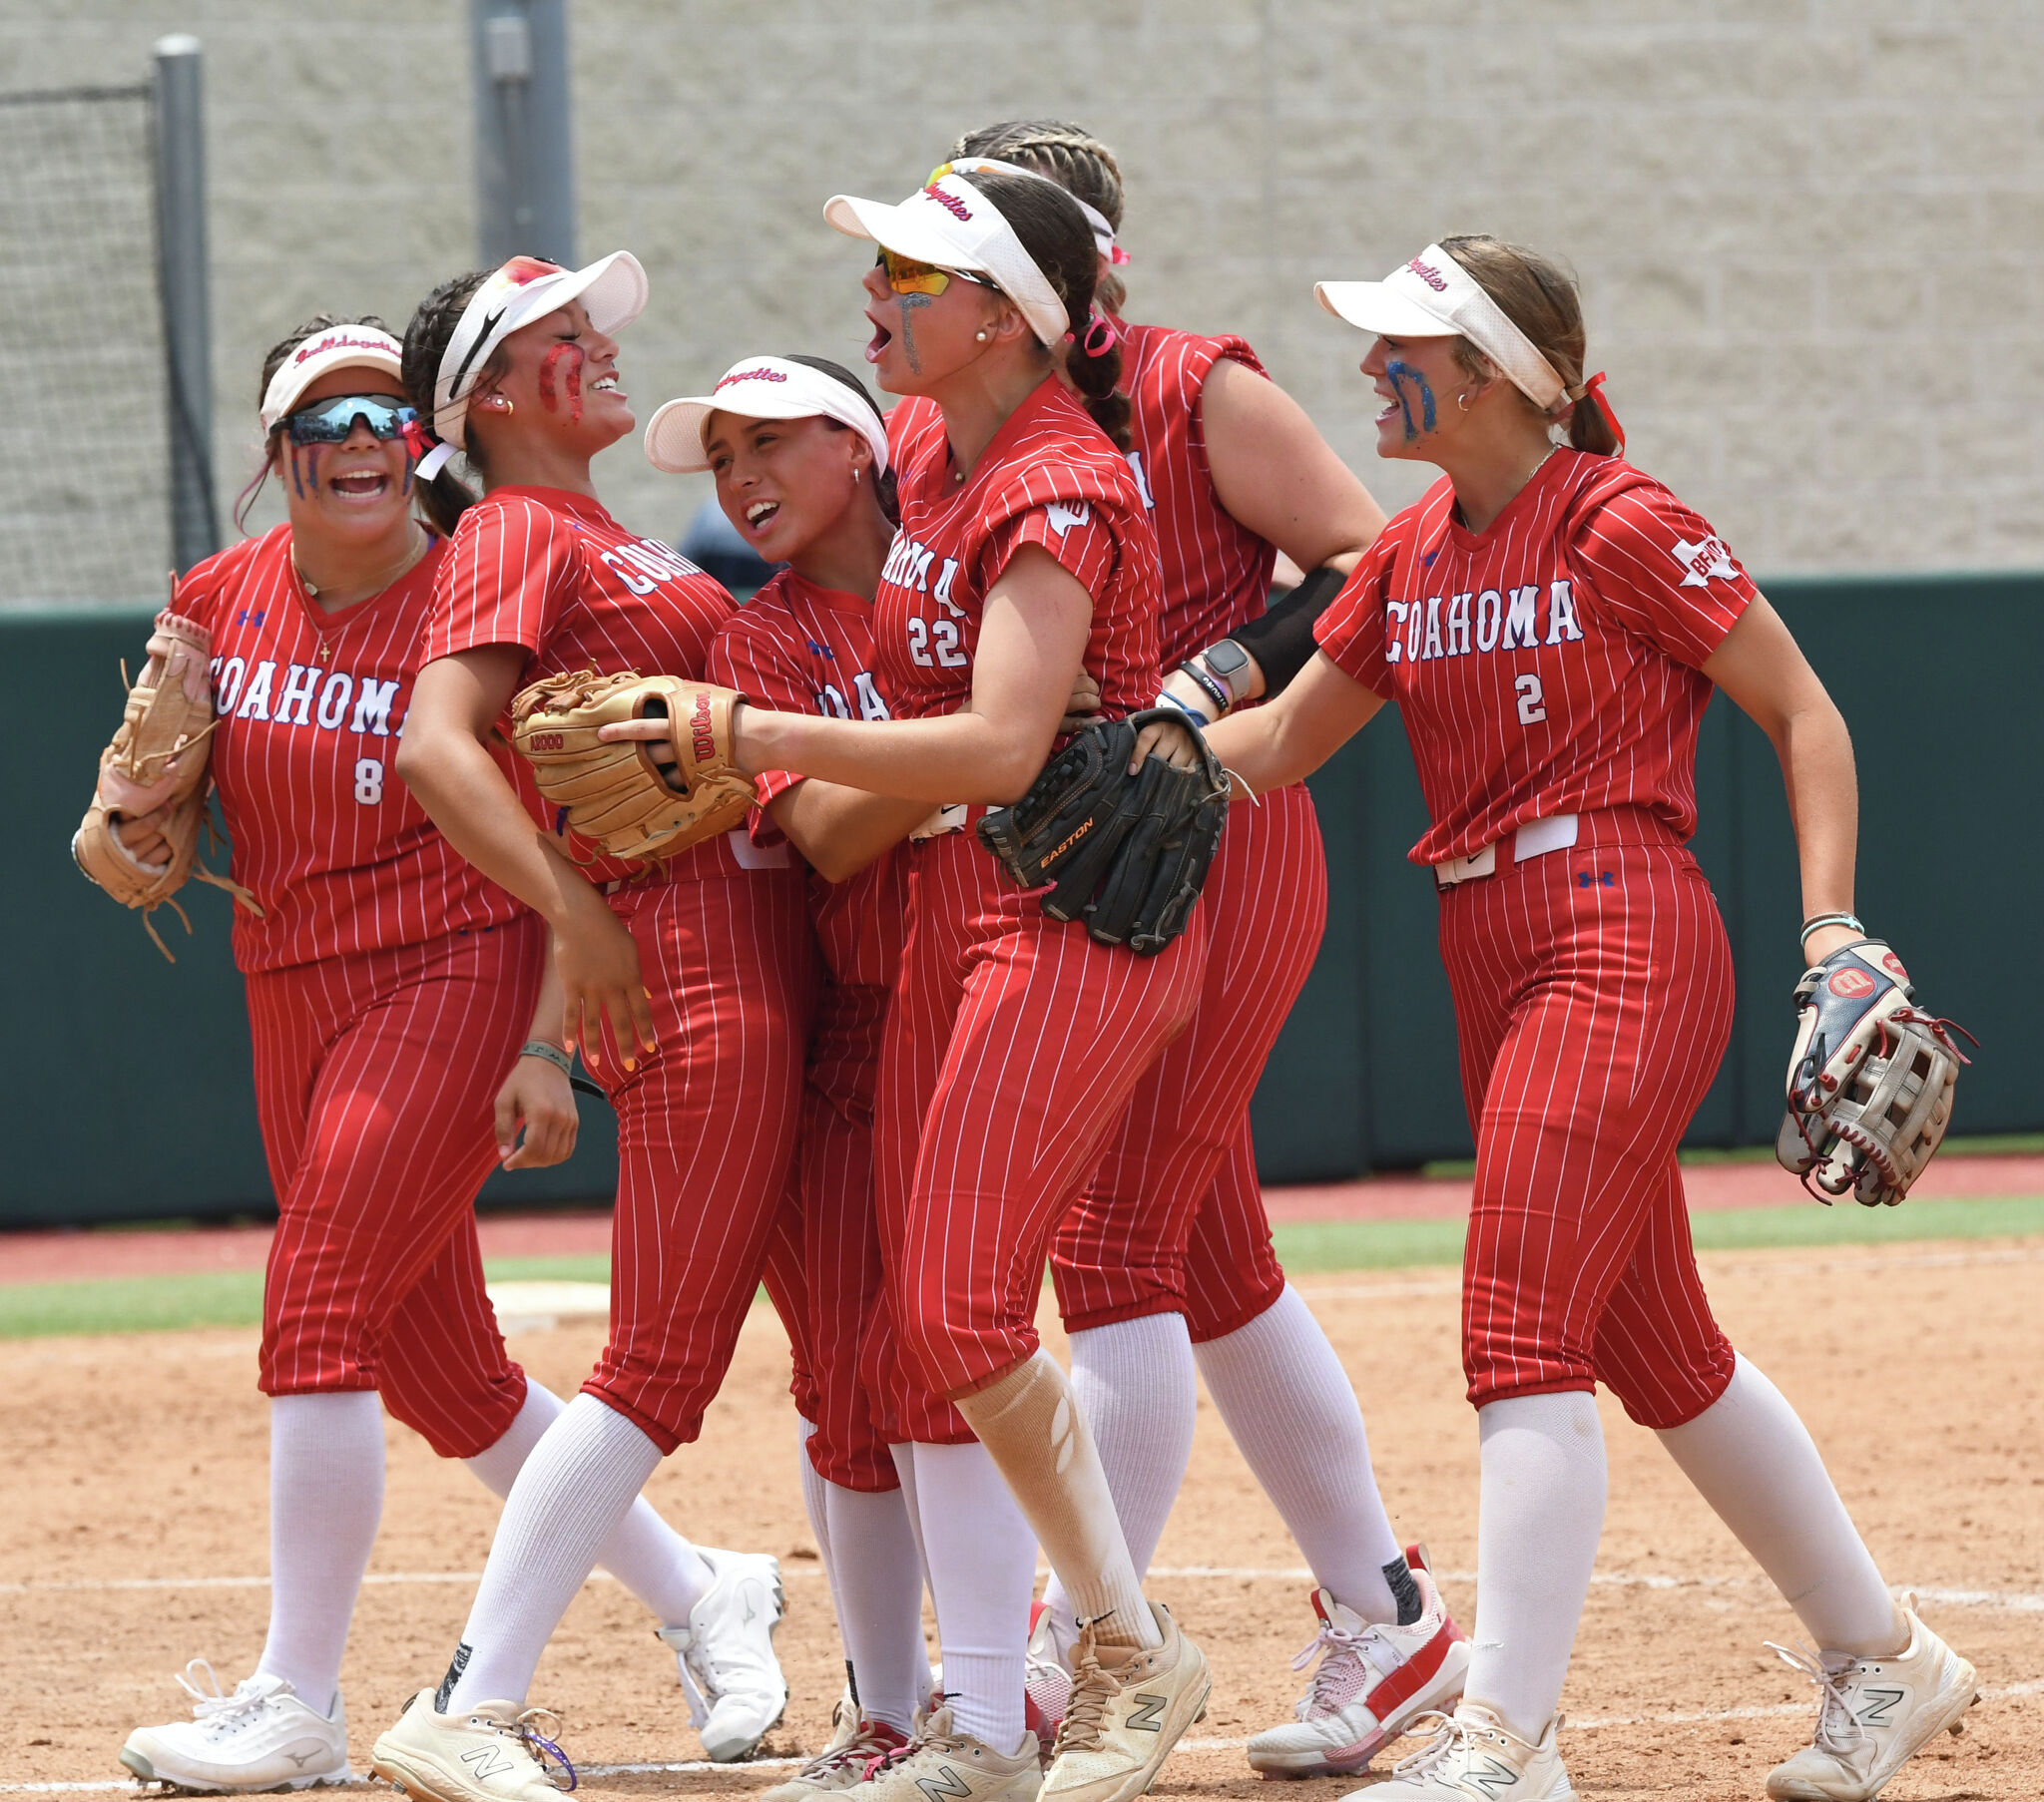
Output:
[1371,1704,1576,1800]
[856,1705,1042,1802]
[1248,1557,1471,1776]
[1765,1602,1978,1801]
[762,1714,912,1802]
[1025,1600,1074,1764]
[654,1547,787,1761]
[1041,1602,1210,1802]
[121,1664,350,1793]
[369,1688,572,1802]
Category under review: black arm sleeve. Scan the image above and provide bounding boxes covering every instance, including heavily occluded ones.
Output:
[1221,564,1346,698]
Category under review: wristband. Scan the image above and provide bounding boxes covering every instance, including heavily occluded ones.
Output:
[1195,639,1255,705]
[1153,688,1213,726]
[1176,660,1232,719]
[1798,911,1864,948]
[520,1040,573,1076]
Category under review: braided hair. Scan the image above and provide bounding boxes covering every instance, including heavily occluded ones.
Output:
[952,120,1127,314]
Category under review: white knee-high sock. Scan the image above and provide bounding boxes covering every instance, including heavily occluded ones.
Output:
[1467,1393,1607,1742]
[797,1418,835,1577]
[1195,1286,1404,1621]
[889,1443,929,1584]
[464,1381,712,1627]
[912,1441,1038,1756]
[445,1394,662,1710]
[824,1481,929,1733]
[1041,1314,1197,1657]
[256,1392,386,1714]
[1657,1355,1901,1655]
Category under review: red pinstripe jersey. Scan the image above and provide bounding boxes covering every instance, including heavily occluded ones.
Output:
[1315,450,1754,865]
[879,377,1164,722]
[708,569,905,991]
[419,484,739,883]
[172,526,523,972]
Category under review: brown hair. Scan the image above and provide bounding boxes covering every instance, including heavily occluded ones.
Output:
[234,311,399,534]
[399,269,510,536]
[951,119,1128,315]
[968,169,1131,450]
[780,354,900,526]
[1438,235,1619,456]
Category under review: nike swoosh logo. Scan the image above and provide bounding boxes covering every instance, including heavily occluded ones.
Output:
[448,309,508,394]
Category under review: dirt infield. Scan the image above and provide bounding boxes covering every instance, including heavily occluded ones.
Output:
[6,1236,2039,1802]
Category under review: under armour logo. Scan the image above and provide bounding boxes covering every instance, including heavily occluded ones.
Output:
[1125,1694,1167,1733]
[916,1763,972,1802]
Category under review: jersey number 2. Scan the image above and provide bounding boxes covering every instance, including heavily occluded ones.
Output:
[906,617,968,669]
[1514,674,1548,724]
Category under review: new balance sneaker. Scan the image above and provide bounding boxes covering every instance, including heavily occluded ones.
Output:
[1765,1602,1978,1801]
[1247,1554,1469,1776]
[856,1705,1041,1802]
[1041,1602,1210,1802]
[1371,1705,1575,1801]
[760,1711,908,1801]
[1025,1599,1074,1764]
[369,1688,572,1802]
[121,1664,349,1792]
[654,1547,787,1761]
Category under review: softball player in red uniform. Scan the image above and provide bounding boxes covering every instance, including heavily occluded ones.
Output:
[697,172,1214,1802]
[109,320,729,1793]
[644,355,937,1788]
[1205,236,1976,1802]
[363,257,811,1802]
[919,123,1470,1777]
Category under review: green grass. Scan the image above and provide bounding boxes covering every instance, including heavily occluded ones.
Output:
[6,1199,2042,1340]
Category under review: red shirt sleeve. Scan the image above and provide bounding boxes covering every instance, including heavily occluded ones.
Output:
[1312,541,1398,697]
[707,605,811,836]
[1572,484,1754,669]
[979,500,1119,600]
[420,496,579,665]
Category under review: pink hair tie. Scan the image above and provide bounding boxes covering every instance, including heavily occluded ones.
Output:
[1107,244,1131,266]
[1077,310,1120,358]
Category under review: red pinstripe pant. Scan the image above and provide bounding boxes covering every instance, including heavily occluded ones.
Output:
[1442,810,1738,1429]
[872,830,1207,1445]
[582,859,816,1453]
[1050,781,1325,1340]
[759,975,899,1492]
[249,915,543,1458]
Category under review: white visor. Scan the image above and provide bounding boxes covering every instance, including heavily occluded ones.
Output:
[1314,243,1566,412]
[427,250,649,460]
[260,326,405,434]
[932,157,1125,264]
[823,173,1070,350]
[645,356,891,477]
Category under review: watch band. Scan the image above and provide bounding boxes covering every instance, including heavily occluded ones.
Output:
[1197,639,1255,705]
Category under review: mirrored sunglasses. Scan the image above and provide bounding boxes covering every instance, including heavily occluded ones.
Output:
[279,395,420,446]
[876,248,999,298]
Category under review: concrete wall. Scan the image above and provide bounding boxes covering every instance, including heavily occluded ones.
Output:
[3,1,2040,570]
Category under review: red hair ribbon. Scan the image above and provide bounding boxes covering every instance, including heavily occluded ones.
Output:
[400,416,433,462]
[1575,371,1625,456]
[1076,310,1120,358]
[1107,243,1131,266]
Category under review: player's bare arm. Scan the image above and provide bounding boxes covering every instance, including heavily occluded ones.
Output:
[1701,595,1861,964]
[494,946,580,1169]
[766,783,935,884]
[734,544,1094,805]
[397,646,657,1067]
[1202,650,1385,797]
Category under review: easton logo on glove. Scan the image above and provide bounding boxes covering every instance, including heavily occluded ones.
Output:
[978,707,1229,957]
[1776,938,1976,1207]
[510,668,758,866]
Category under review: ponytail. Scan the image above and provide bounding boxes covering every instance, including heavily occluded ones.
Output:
[400,269,498,535]
[1064,328,1131,450]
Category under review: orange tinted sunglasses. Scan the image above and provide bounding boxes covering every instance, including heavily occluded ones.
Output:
[876,248,998,297]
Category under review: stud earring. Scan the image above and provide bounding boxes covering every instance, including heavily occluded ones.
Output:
[975,329,989,342]
[852,468,860,485]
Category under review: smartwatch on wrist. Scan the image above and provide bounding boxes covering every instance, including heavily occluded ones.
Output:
[1193,639,1255,706]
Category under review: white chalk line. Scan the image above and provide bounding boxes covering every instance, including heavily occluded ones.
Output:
[9,1681,2039,1793]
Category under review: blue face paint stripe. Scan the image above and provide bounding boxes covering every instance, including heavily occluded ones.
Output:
[1384,359,1437,442]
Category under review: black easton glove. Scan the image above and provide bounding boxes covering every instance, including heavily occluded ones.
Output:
[1775,938,1976,1206]
[977,708,1229,956]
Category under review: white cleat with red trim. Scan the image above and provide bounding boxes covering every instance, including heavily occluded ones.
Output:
[1246,1550,1469,1778]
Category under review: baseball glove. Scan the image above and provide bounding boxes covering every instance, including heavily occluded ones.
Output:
[1776,938,1975,1206]
[511,668,757,866]
[72,608,260,959]
[978,708,1229,956]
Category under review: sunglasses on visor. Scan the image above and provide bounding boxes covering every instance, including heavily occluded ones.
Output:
[875,249,1000,298]
[279,395,420,446]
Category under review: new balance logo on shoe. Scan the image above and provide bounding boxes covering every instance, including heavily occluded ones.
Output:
[1857,1686,1907,1727]
[1467,1755,1519,1798]
[1125,1695,1167,1733]
[459,1743,516,1781]
[915,1764,971,1802]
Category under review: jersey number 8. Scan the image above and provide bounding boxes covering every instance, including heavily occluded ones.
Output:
[354,758,384,804]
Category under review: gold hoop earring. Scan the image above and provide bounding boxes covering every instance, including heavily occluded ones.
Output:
[1457,392,1472,412]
